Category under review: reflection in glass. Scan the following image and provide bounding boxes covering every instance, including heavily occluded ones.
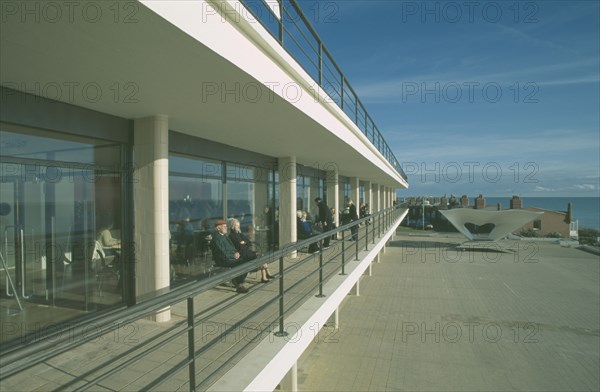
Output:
[169,155,223,281]
[0,125,124,347]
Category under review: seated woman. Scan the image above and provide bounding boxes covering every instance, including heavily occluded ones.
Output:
[99,222,120,248]
[329,207,338,241]
[229,218,273,283]
[296,210,319,254]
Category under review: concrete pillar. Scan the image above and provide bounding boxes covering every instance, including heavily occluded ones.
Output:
[376,252,380,263]
[380,185,385,210]
[281,362,298,392]
[326,168,339,230]
[333,307,339,329]
[367,181,373,215]
[373,183,380,212]
[134,115,170,322]
[349,177,360,216]
[366,262,372,276]
[354,279,360,296]
[278,157,297,257]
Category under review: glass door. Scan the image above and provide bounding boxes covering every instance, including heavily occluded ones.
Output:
[0,161,104,311]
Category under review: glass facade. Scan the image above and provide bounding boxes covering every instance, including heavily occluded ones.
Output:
[296,167,323,221]
[0,123,127,346]
[168,154,275,282]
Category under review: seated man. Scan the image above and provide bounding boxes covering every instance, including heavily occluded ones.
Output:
[210,219,248,293]
[296,210,320,254]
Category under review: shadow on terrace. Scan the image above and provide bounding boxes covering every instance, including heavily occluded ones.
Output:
[0,206,405,392]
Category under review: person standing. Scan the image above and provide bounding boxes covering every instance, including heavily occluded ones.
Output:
[347,199,359,241]
[314,197,333,248]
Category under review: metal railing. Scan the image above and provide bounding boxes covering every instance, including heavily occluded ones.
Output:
[0,206,405,391]
[238,0,407,181]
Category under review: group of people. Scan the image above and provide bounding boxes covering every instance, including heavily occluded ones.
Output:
[210,197,364,294]
[297,197,358,253]
[210,218,273,293]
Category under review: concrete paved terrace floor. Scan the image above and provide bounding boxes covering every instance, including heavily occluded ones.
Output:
[298,232,600,391]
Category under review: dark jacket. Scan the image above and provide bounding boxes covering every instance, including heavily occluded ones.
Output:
[229,230,257,261]
[297,218,314,239]
[317,201,333,226]
[211,231,239,267]
[349,203,358,221]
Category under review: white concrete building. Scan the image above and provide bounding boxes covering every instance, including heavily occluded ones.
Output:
[0,0,407,357]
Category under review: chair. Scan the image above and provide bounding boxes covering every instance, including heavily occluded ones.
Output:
[94,241,119,297]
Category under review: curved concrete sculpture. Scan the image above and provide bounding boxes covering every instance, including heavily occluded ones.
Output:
[440,209,543,241]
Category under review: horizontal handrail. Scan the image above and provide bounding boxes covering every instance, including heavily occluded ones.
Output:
[0,206,405,390]
[238,0,407,181]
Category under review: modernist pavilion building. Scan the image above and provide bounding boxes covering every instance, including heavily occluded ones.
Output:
[0,0,408,384]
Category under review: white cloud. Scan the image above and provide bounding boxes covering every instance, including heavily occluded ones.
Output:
[572,184,599,191]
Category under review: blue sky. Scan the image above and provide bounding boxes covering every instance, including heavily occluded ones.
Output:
[299,0,600,197]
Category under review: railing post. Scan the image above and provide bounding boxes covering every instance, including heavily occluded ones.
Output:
[354,94,358,124]
[340,229,346,275]
[316,239,325,298]
[340,77,344,110]
[318,42,323,85]
[365,220,369,251]
[372,216,376,245]
[187,297,196,392]
[278,3,284,44]
[274,256,288,337]
[355,224,359,260]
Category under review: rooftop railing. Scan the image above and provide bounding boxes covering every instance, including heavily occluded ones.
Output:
[239,0,407,181]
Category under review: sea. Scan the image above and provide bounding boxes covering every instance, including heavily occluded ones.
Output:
[485,197,600,231]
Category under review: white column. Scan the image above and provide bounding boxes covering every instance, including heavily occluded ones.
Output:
[333,307,339,329]
[373,183,380,213]
[278,157,297,257]
[326,167,339,230]
[134,115,170,322]
[349,177,360,216]
[387,187,391,208]
[367,181,373,215]
[281,362,298,392]
[385,186,390,207]
[380,185,385,210]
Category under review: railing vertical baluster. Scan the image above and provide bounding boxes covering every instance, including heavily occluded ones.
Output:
[340,229,346,275]
[355,224,359,260]
[278,2,284,44]
[354,94,358,124]
[365,220,369,251]
[275,256,288,337]
[341,77,344,110]
[318,42,323,85]
[316,240,325,297]
[187,297,196,392]
[372,216,376,245]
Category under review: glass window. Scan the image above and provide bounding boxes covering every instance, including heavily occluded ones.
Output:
[1,124,126,347]
[168,155,222,280]
[227,162,271,255]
